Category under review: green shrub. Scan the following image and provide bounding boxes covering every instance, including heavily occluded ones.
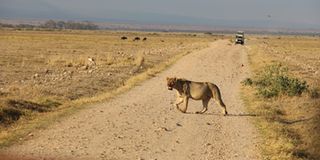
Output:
[244,64,308,98]
[242,78,253,86]
[258,87,279,98]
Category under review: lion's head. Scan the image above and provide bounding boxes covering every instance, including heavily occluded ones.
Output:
[166,77,177,90]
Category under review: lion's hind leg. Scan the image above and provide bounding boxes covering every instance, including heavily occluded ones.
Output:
[218,100,228,116]
[208,83,228,116]
[196,98,209,114]
[213,95,228,115]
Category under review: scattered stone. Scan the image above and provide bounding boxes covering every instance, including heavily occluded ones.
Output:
[44,69,51,74]
[66,63,73,67]
[33,73,39,78]
[156,127,170,132]
[88,57,96,65]
[176,123,182,127]
[80,65,89,70]
[118,147,126,153]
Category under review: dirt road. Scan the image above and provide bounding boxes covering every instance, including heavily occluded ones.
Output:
[3,40,261,159]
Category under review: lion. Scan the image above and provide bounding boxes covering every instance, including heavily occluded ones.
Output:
[166,77,228,115]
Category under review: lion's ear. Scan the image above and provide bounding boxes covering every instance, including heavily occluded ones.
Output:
[166,77,170,81]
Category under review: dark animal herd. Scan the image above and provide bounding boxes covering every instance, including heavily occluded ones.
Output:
[121,36,147,41]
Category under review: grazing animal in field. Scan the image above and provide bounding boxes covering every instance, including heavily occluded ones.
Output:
[143,37,147,41]
[133,37,140,41]
[121,36,128,40]
[166,77,228,115]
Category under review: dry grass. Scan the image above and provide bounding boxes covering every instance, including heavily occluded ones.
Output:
[242,35,320,160]
[0,29,223,147]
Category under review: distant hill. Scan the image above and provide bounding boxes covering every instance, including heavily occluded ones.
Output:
[1,18,319,35]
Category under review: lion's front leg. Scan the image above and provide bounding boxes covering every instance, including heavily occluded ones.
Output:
[174,92,184,107]
[175,98,184,107]
[179,97,189,113]
[174,92,188,113]
[175,96,184,110]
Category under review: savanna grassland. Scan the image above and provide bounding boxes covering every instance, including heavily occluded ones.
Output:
[242,36,320,160]
[0,29,222,146]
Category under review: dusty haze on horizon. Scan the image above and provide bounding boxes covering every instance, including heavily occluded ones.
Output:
[0,0,319,29]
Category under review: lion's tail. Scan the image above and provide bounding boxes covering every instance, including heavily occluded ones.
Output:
[208,83,228,115]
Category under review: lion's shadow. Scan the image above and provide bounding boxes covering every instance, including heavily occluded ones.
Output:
[226,113,258,117]
[185,112,259,117]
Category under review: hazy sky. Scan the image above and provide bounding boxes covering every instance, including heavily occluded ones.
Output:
[0,0,319,29]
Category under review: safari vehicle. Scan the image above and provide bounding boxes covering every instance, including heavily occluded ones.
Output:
[235,31,244,45]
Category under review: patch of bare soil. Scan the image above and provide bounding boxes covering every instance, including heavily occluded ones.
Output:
[2,40,261,159]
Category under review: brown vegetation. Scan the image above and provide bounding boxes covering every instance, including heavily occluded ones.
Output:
[0,29,220,145]
[242,36,320,160]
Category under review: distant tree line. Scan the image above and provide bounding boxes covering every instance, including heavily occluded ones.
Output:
[0,20,99,30]
[0,23,35,29]
[40,20,99,30]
